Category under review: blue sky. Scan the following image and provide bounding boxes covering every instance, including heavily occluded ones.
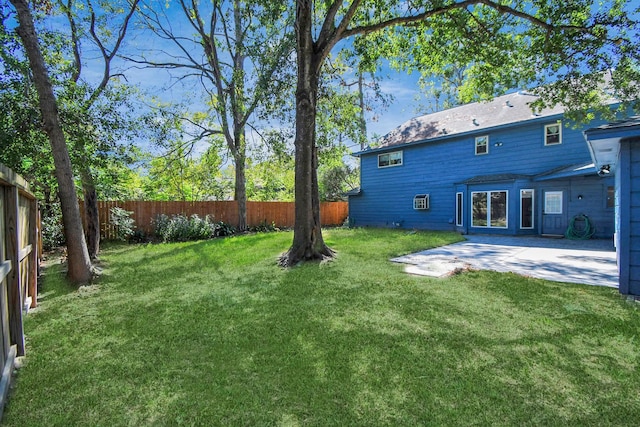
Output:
[30,0,640,158]
[115,50,425,155]
[131,69,424,158]
[359,71,424,140]
[46,0,427,155]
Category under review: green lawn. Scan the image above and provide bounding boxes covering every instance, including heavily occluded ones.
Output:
[3,229,640,426]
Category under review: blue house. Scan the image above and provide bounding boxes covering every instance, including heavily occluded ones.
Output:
[349,91,616,238]
[585,117,640,296]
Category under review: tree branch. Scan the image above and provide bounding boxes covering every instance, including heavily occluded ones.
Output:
[316,0,362,60]
[341,0,612,42]
[85,0,140,108]
[61,0,82,82]
[341,0,479,39]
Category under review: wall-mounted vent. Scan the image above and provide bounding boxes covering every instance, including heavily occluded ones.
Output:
[413,194,430,210]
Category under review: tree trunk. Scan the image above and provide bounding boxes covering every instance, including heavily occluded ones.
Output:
[11,0,93,284]
[280,0,334,266]
[81,170,100,260]
[234,149,247,232]
[232,1,247,232]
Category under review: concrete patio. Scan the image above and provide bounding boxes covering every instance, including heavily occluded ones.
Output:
[392,235,618,287]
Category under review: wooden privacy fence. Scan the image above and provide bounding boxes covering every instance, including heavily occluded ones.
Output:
[0,164,39,418]
[89,200,349,239]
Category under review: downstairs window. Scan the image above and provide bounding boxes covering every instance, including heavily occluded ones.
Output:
[472,190,508,228]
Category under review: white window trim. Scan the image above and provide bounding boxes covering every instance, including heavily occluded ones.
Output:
[378,150,403,168]
[520,189,535,229]
[544,191,563,214]
[471,190,509,229]
[456,192,463,226]
[544,122,562,146]
[475,135,489,155]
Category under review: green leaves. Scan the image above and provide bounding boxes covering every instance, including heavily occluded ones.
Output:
[331,0,639,119]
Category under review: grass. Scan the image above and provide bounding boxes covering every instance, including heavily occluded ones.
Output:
[3,228,640,426]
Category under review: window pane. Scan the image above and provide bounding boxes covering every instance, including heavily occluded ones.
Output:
[472,192,487,226]
[607,186,614,208]
[545,124,561,145]
[490,191,507,227]
[475,136,488,155]
[379,151,402,167]
[545,191,563,214]
[456,193,463,226]
[390,152,402,165]
[521,190,533,228]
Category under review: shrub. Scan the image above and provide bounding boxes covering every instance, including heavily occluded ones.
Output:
[41,204,65,251]
[152,214,171,240]
[153,213,221,242]
[109,207,136,241]
[249,220,279,233]
[215,221,236,237]
[129,229,149,243]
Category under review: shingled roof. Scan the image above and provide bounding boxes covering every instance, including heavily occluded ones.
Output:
[375,91,566,149]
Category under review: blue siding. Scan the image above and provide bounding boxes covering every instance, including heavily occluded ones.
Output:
[618,142,631,293]
[629,141,640,294]
[615,158,622,265]
[350,114,614,237]
[584,118,640,296]
[542,176,615,237]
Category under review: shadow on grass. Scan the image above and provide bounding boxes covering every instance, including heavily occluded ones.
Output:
[6,230,639,426]
[35,261,84,306]
[203,267,639,425]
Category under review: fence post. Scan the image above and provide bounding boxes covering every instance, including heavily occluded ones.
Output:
[3,186,24,356]
[28,199,37,309]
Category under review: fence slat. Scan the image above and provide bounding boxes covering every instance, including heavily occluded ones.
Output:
[0,344,16,421]
[18,245,31,263]
[28,199,37,309]
[0,262,9,284]
[3,186,24,356]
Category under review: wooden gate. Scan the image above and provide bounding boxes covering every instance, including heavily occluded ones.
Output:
[0,164,39,418]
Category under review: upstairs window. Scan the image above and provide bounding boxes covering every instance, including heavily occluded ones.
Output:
[413,194,430,210]
[545,123,562,145]
[475,135,489,155]
[378,151,403,168]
